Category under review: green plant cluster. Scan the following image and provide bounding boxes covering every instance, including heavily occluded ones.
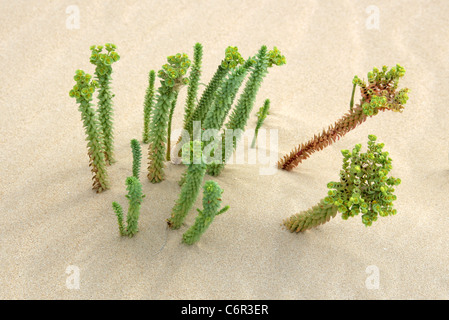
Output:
[324,135,401,226]
[147,53,191,183]
[113,140,144,237]
[221,46,245,69]
[113,176,145,237]
[183,46,245,137]
[69,70,109,192]
[284,135,401,232]
[267,46,286,67]
[182,181,229,245]
[353,64,409,116]
[278,64,408,171]
[206,46,286,176]
[168,141,206,229]
[90,43,120,165]
[158,53,191,88]
[251,99,270,148]
[89,44,120,74]
[203,58,256,131]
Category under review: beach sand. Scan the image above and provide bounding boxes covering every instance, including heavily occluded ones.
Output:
[1,0,448,299]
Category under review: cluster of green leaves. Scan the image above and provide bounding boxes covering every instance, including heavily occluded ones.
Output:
[69,70,98,101]
[267,46,286,67]
[89,43,120,75]
[182,181,229,245]
[221,46,245,69]
[353,64,409,116]
[158,53,191,88]
[324,135,401,226]
[69,70,109,192]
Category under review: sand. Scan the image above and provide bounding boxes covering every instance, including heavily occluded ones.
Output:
[1,0,448,299]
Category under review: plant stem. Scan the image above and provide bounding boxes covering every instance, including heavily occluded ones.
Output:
[166,91,179,161]
[143,70,156,144]
[131,139,142,179]
[350,82,356,112]
[283,198,338,232]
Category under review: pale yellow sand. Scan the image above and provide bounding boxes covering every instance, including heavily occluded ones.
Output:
[1,0,448,299]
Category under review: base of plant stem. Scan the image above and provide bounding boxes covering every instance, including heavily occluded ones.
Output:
[283,200,338,232]
[250,135,257,149]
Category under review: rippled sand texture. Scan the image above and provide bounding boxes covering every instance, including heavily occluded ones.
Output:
[1,0,448,299]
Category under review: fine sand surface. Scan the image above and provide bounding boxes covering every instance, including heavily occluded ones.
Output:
[1,0,448,299]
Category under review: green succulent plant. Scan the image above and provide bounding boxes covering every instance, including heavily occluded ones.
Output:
[284,135,401,232]
[279,64,409,171]
[112,176,145,237]
[142,70,156,144]
[90,43,120,165]
[182,180,229,245]
[182,43,203,135]
[147,53,191,183]
[182,46,245,139]
[69,70,109,193]
[167,141,205,229]
[203,58,256,131]
[130,139,142,179]
[206,46,286,176]
[166,91,179,161]
[251,98,270,148]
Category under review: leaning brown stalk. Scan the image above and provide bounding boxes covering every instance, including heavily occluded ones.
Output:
[278,105,372,171]
[278,65,409,171]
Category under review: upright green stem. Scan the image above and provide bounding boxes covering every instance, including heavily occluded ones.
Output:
[112,177,145,237]
[350,82,356,112]
[182,43,203,129]
[125,177,145,237]
[147,53,191,183]
[168,161,206,229]
[147,87,177,183]
[70,70,109,193]
[112,202,126,236]
[251,99,270,148]
[182,181,229,245]
[143,70,156,144]
[166,91,179,161]
[90,44,120,165]
[131,139,142,179]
